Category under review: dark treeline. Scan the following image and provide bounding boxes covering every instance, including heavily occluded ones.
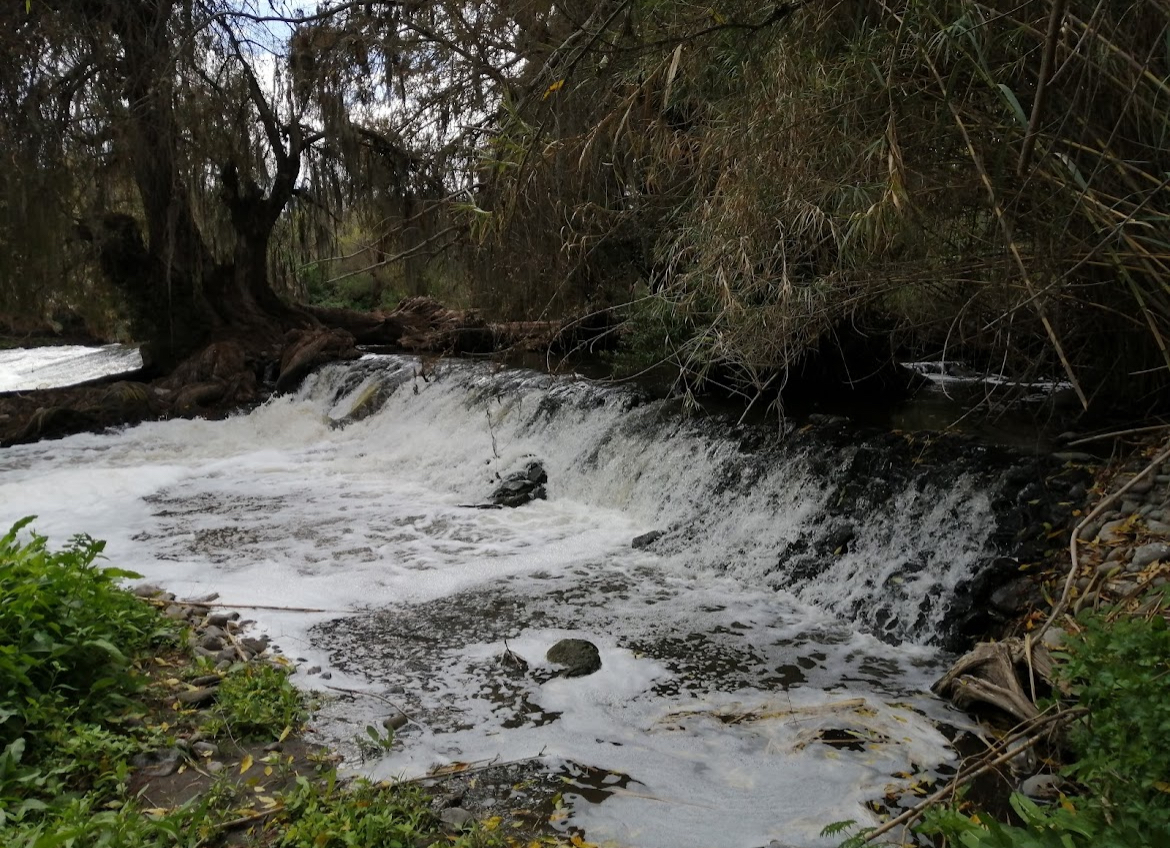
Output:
[2,1,1169,415]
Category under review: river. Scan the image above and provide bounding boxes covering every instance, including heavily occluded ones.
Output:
[0,353,1003,847]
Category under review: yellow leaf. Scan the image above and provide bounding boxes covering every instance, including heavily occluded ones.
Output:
[542,79,565,100]
[239,754,254,775]
[278,725,292,743]
[1154,782,1170,793]
[484,816,502,831]
[709,9,728,25]
[264,765,274,777]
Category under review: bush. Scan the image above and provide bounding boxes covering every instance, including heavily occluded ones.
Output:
[0,518,173,824]
[0,518,167,750]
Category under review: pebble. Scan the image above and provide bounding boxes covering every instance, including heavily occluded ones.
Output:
[240,636,269,655]
[205,761,225,775]
[206,611,239,627]
[1039,627,1066,650]
[176,686,219,707]
[1132,543,1170,569]
[383,713,409,732]
[1146,519,1170,535]
[134,584,164,598]
[164,604,187,620]
[190,674,221,687]
[192,741,219,758]
[439,808,474,829]
[1096,562,1121,578]
[1097,519,1129,543]
[1021,773,1065,800]
[1128,478,1155,495]
[319,671,332,680]
[306,666,322,675]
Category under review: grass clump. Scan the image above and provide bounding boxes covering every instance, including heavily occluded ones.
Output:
[206,664,307,743]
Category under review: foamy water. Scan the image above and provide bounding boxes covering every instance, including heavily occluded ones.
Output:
[0,355,982,847]
[0,344,142,392]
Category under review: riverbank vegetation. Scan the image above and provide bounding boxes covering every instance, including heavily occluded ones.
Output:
[0,519,577,847]
[2,1,1169,415]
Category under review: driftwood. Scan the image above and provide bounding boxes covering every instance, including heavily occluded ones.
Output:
[932,638,1054,724]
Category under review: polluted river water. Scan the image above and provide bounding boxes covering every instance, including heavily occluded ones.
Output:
[0,353,999,847]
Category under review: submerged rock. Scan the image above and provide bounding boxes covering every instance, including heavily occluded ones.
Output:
[632,530,665,549]
[490,461,547,507]
[546,638,601,677]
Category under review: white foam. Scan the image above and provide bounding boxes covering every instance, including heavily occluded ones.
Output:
[0,344,142,392]
[0,355,982,847]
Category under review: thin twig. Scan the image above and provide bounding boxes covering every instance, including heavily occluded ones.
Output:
[860,708,1081,843]
[1067,424,1170,447]
[322,684,423,730]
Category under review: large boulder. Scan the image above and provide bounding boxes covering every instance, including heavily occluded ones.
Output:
[490,461,548,507]
[546,639,601,678]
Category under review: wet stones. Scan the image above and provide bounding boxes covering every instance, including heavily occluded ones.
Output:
[490,461,548,508]
[546,638,601,678]
[631,530,665,549]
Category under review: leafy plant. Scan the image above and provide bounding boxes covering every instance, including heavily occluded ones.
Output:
[206,664,306,741]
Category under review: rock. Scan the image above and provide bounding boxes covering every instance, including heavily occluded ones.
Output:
[200,633,225,652]
[1128,477,1155,495]
[319,671,332,680]
[1132,543,1170,569]
[1097,562,1121,578]
[440,807,475,829]
[206,611,239,627]
[1145,519,1170,536]
[1097,519,1129,544]
[383,713,409,732]
[1039,627,1066,650]
[190,674,221,687]
[989,577,1040,615]
[1021,773,1065,801]
[489,461,548,508]
[631,530,665,549]
[546,638,601,677]
[164,604,187,620]
[131,747,184,778]
[821,523,855,554]
[305,666,321,675]
[240,636,269,655]
[176,686,219,707]
[133,584,164,598]
[206,761,226,775]
[1051,451,1095,463]
[192,741,219,758]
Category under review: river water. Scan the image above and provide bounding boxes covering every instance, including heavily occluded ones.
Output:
[0,343,142,392]
[0,353,997,847]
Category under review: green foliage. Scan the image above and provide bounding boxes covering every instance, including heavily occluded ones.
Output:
[0,517,168,751]
[913,610,1170,848]
[278,776,437,848]
[1057,611,1170,830]
[205,664,306,742]
[0,518,173,825]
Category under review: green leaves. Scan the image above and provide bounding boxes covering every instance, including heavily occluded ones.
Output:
[0,520,175,825]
